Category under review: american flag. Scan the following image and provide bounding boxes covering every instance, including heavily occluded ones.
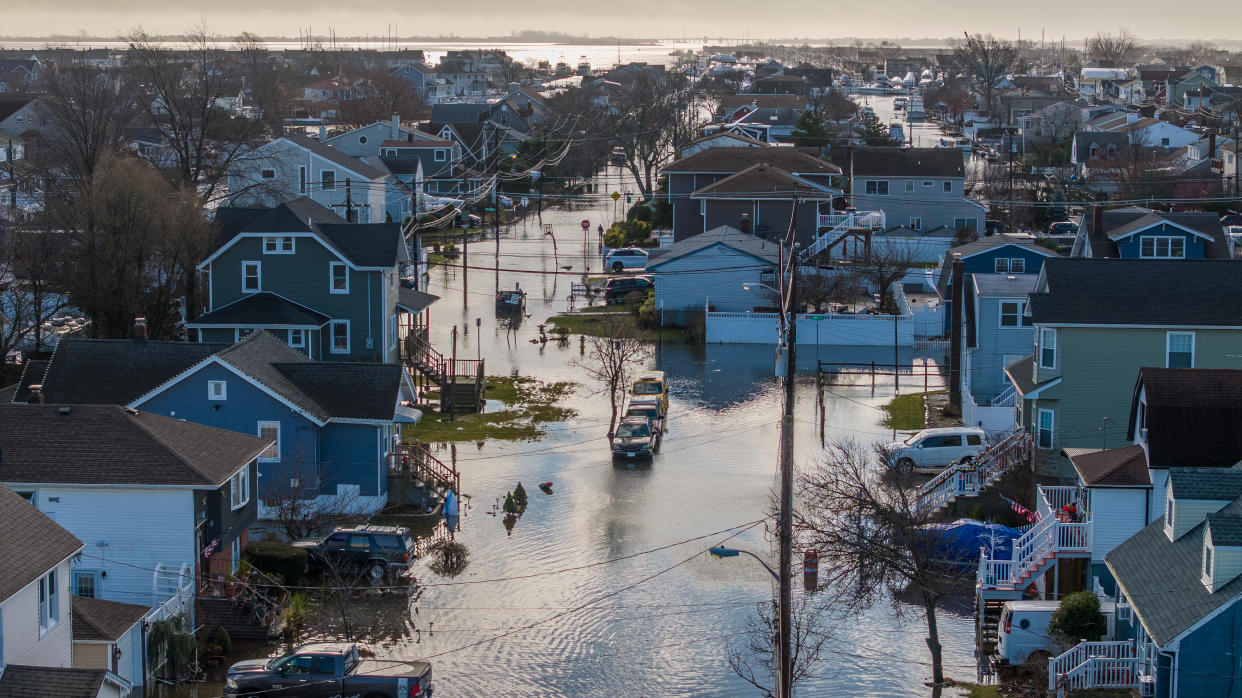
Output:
[202,537,221,559]
[1001,495,1038,524]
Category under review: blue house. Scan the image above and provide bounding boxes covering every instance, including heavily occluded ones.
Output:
[1071,206,1231,259]
[129,331,417,514]
[190,197,438,364]
[938,234,1057,335]
[961,273,1038,429]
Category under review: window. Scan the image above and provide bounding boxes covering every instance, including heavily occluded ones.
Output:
[230,464,250,509]
[1140,236,1185,259]
[864,180,889,195]
[944,181,953,193]
[289,329,306,348]
[257,422,280,461]
[995,258,1011,273]
[72,571,99,599]
[434,148,447,162]
[1009,258,1025,273]
[1204,542,1213,579]
[1166,332,1195,368]
[1039,328,1057,369]
[299,166,307,193]
[909,216,922,231]
[921,435,963,448]
[922,180,933,187]
[954,218,974,231]
[324,532,349,551]
[234,328,254,343]
[242,261,261,293]
[905,180,914,192]
[321,170,336,191]
[313,656,336,675]
[966,434,983,446]
[329,262,349,294]
[1000,301,1021,327]
[38,569,58,631]
[263,237,294,254]
[331,320,350,354]
[349,535,371,551]
[261,169,276,180]
[208,380,227,400]
[359,135,368,144]
[1167,495,1175,530]
[1161,137,1170,146]
[1138,399,1148,440]
[1037,409,1055,449]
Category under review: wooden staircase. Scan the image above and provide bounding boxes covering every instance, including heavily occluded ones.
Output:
[401,333,485,414]
[197,572,288,640]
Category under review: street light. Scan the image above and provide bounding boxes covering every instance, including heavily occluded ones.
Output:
[709,546,779,581]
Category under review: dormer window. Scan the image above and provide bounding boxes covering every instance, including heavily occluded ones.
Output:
[1204,539,1214,583]
[1166,494,1176,536]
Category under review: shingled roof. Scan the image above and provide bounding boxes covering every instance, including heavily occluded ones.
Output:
[691,163,839,199]
[0,665,110,698]
[1065,445,1151,487]
[1028,258,1242,326]
[849,147,965,178]
[34,339,226,405]
[189,292,331,328]
[73,595,150,641]
[283,134,387,180]
[1079,206,1228,258]
[0,483,83,604]
[208,198,406,268]
[1129,368,1242,469]
[663,146,841,175]
[0,405,272,487]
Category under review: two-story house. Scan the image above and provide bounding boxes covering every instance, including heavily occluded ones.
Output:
[1071,206,1232,259]
[960,273,1039,430]
[129,331,415,515]
[191,197,435,364]
[937,234,1058,336]
[661,146,842,245]
[1006,259,1242,477]
[0,405,265,609]
[322,115,440,159]
[227,134,407,224]
[849,147,986,234]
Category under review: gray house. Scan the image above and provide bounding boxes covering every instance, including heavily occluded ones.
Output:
[963,273,1038,414]
[848,147,985,234]
[647,226,781,324]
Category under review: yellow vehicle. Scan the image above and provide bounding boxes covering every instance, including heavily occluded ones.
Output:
[630,371,669,414]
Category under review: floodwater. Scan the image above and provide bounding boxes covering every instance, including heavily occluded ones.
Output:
[392,169,979,696]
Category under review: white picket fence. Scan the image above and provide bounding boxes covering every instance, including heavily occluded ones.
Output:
[706,311,913,346]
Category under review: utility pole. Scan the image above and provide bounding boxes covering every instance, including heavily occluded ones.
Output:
[776,222,799,698]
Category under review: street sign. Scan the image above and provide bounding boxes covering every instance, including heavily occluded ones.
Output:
[484,207,496,212]
[580,219,591,230]
[611,191,621,201]
[520,197,529,207]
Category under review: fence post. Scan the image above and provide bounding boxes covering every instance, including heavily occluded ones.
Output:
[871,361,875,390]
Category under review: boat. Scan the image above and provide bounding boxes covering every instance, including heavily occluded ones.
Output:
[496,283,527,313]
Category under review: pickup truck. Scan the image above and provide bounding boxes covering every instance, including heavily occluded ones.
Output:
[224,642,432,697]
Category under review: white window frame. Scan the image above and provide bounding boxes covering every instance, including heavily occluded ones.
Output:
[288,329,306,348]
[909,216,922,231]
[944,180,953,193]
[329,262,349,294]
[38,569,58,633]
[257,422,281,462]
[1000,300,1022,328]
[208,380,227,400]
[904,180,914,192]
[434,148,447,162]
[241,260,261,293]
[1037,408,1055,450]
[1204,539,1214,585]
[1166,331,1195,368]
[321,170,336,191]
[865,180,889,196]
[1039,327,1057,369]
[995,258,1011,273]
[331,320,351,354]
[230,463,250,510]
[1140,235,1186,259]
[1009,257,1025,273]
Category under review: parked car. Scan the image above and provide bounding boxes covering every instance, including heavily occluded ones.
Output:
[630,370,669,414]
[611,416,660,460]
[605,247,649,272]
[604,276,653,304]
[1048,221,1079,235]
[883,427,987,473]
[224,642,432,698]
[293,525,416,580]
[993,599,1118,672]
[624,400,665,433]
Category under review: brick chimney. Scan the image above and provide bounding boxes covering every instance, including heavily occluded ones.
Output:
[1093,204,1104,234]
[133,317,147,343]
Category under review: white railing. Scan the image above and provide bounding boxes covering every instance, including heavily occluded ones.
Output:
[817,210,886,230]
[991,384,1017,407]
[1050,640,1144,697]
[1050,641,1138,687]
[916,430,1031,515]
[807,215,854,257]
[979,513,1091,591]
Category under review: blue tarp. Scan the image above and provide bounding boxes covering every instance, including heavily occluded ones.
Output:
[920,518,1025,568]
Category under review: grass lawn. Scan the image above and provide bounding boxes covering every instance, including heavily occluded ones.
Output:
[880,390,945,430]
[944,683,1001,698]
[403,376,576,444]
[550,311,683,341]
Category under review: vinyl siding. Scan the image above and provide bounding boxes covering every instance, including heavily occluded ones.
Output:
[1172,499,1225,540]
[1088,487,1149,561]
[969,295,1035,401]
[1039,326,1242,450]
[227,139,387,223]
[0,558,74,668]
[33,487,194,607]
[319,423,385,498]
[1114,222,1208,259]
[1172,603,1242,697]
[851,177,981,232]
[652,245,777,317]
[73,641,110,668]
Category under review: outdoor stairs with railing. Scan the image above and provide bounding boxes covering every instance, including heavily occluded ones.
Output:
[806,211,887,259]
[401,334,486,414]
[1048,641,1149,697]
[197,571,288,640]
[915,430,1032,517]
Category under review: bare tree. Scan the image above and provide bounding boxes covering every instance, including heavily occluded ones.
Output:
[605,69,688,198]
[1087,30,1140,66]
[571,314,653,437]
[807,91,858,123]
[335,69,429,129]
[262,463,368,541]
[796,440,973,686]
[233,32,293,136]
[38,58,130,184]
[0,228,68,360]
[851,238,922,313]
[727,596,833,697]
[952,33,1019,117]
[797,270,858,313]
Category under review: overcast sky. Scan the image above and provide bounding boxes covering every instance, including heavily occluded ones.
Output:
[5,2,1242,45]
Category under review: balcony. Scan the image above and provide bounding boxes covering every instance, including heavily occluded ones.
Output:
[977,484,1092,592]
[817,210,886,231]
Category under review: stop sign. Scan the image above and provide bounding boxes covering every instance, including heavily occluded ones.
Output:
[580,219,590,230]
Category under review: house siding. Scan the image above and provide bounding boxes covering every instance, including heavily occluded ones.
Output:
[651,245,777,323]
[0,558,74,668]
[851,176,981,233]
[968,294,1036,402]
[941,246,1049,335]
[1171,603,1242,697]
[227,139,388,223]
[319,422,386,499]
[1088,488,1149,562]
[1113,222,1208,259]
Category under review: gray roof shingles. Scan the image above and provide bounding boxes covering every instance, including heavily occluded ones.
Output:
[663,147,841,175]
[0,484,83,604]
[1082,207,1228,259]
[647,225,782,269]
[0,665,108,698]
[1131,368,1242,469]
[690,163,838,199]
[1168,468,1242,500]
[850,147,964,178]
[36,339,227,405]
[72,595,150,642]
[284,134,387,180]
[189,292,330,328]
[0,405,271,487]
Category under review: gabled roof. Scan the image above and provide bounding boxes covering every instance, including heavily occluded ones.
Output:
[1169,468,1242,500]
[188,292,330,328]
[1131,368,1242,469]
[1028,259,1242,326]
[0,405,269,487]
[1065,445,1151,487]
[0,96,35,121]
[718,94,807,113]
[948,233,1059,260]
[647,225,781,270]
[282,134,387,180]
[429,103,490,124]
[34,338,227,405]
[1107,497,1242,646]
[850,147,964,178]
[73,595,150,641]
[663,147,840,176]
[690,163,839,199]
[207,198,406,269]
[1102,210,1216,242]
[971,272,1039,296]
[1207,512,1242,547]
[684,131,770,149]
[0,665,110,698]
[1079,207,1228,258]
[1004,355,1060,397]
[0,483,83,604]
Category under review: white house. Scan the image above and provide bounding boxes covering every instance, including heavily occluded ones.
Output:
[646,225,781,325]
[1113,118,1199,149]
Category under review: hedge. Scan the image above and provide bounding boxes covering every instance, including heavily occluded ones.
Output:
[244,540,308,587]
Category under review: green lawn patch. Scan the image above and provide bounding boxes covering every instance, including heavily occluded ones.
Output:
[880,390,945,430]
[403,376,576,444]
[945,683,1002,698]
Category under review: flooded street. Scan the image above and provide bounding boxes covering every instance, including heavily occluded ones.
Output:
[389,171,979,696]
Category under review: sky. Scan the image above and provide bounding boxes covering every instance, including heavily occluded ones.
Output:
[4,2,1242,45]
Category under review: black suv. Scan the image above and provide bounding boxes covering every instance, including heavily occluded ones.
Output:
[293,525,417,581]
[604,276,653,304]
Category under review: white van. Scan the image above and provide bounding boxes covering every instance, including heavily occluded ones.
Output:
[994,599,1117,669]
[883,427,987,473]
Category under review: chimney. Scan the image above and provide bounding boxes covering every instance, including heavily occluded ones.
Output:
[1209,131,1217,156]
[317,124,326,141]
[740,213,752,235]
[26,384,44,404]
[391,114,400,139]
[1093,204,1103,233]
[133,317,147,343]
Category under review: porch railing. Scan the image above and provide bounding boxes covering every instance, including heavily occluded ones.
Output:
[392,442,460,493]
[915,430,1031,516]
[1049,641,1143,696]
